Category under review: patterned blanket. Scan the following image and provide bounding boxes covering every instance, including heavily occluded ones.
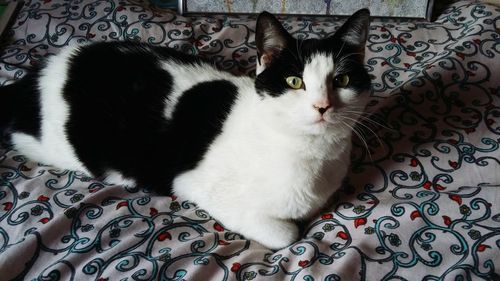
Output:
[0,0,499,280]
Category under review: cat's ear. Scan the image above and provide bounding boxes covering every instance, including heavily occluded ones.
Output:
[255,11,292,74]
[334,8,370,53]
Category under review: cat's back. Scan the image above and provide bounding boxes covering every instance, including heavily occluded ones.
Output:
[4,41,247,192]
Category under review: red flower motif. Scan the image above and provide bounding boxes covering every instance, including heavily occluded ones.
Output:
[116,6,125,12]
[404,63,411,68]
[423,181,432,190]
[447,139,458,145]
[486,119,495,126]
[37,195,49,202]
[354,218,367,228]
[298,260,309,268]
[442,215,452,226]
[87,33,96,39]
[218,240,230,246]
[434,184,446,191]
[448,160,459,169]
[213,222,224,232]
[116,201,128,210]
[39,217,50,224]
[473,39,481,45]
[149,208,158,216]
[157,231,171,241]
[321,213,333,220]
[456,52,466,60]
[96,278,109,281]
[410,159,418,167]
[410,210,421,221]
[406,51,416,57]
[231,262,241,272]
[477,244,490,252]
[336,231,349,240]
[449,194,462,205]
[170,195,177,201]
[390,37,396,43]
[381,60,389,66]
[3,202,13,211]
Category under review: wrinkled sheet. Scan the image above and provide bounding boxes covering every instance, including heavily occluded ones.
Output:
[0,0,499,280]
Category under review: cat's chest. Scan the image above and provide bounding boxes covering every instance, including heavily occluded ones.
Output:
[262,154,341,218]
[211,135,344,217]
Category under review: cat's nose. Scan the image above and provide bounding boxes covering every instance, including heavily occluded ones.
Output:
[313,101,331,115]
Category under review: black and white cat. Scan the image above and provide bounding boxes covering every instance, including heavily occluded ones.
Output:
[0,9,371,249]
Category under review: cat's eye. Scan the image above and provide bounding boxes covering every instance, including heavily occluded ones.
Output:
[285,76,304,90]
[334,74,350,88]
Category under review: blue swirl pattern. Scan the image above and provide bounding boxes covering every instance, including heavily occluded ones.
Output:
[0,0,499,280]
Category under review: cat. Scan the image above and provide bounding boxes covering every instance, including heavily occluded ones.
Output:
[0,9,371,249]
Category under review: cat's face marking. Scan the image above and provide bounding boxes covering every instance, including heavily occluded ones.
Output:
[254,9,371,136]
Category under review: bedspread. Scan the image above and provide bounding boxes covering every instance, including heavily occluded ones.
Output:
[0,0,499,280]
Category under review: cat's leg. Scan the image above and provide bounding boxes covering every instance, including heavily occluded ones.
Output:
[101,170,137,187]
[236,215,299,249]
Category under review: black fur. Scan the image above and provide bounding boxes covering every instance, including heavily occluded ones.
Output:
[0,10,371,194]
[255,9,371,98]
[0,71,42,142]
[1,41,238,194]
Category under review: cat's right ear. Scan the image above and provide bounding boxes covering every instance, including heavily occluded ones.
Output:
[255,11,291,75]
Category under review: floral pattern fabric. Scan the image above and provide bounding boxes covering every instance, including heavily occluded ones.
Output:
[0,0,499,280]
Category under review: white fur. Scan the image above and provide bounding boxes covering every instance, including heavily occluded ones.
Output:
[11,46,91,174]
[10,45,135,187]
[173,53,367,249]
[161,60,237,119]
[103,170,137,187]
[10,45,367,249]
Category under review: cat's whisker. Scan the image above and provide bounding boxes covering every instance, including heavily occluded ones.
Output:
[338,52,364,60]
[337,114,386,155]
[335,41,346,60]
[341,110,396,132]
[335,52,365,73]
[339,119,373,163]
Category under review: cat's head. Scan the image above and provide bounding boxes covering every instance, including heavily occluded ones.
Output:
[254,9,371,138]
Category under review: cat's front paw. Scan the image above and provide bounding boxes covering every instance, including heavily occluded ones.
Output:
[249,218,299,249]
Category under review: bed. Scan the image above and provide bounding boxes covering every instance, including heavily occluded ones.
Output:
[0,0,499,280]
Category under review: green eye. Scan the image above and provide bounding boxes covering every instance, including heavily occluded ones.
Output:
[334,74,350,88]
[285,76,304,90]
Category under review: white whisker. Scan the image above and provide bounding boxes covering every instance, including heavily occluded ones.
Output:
[341,110,396,132]
[335,41,346,60]
[338,114,386,154]
[339,119,373,162]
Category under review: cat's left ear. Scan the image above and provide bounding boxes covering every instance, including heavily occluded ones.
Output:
[333,9,371,56]
[255,11,292,74]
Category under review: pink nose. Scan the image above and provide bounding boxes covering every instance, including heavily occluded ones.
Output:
[313,101,331,115]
